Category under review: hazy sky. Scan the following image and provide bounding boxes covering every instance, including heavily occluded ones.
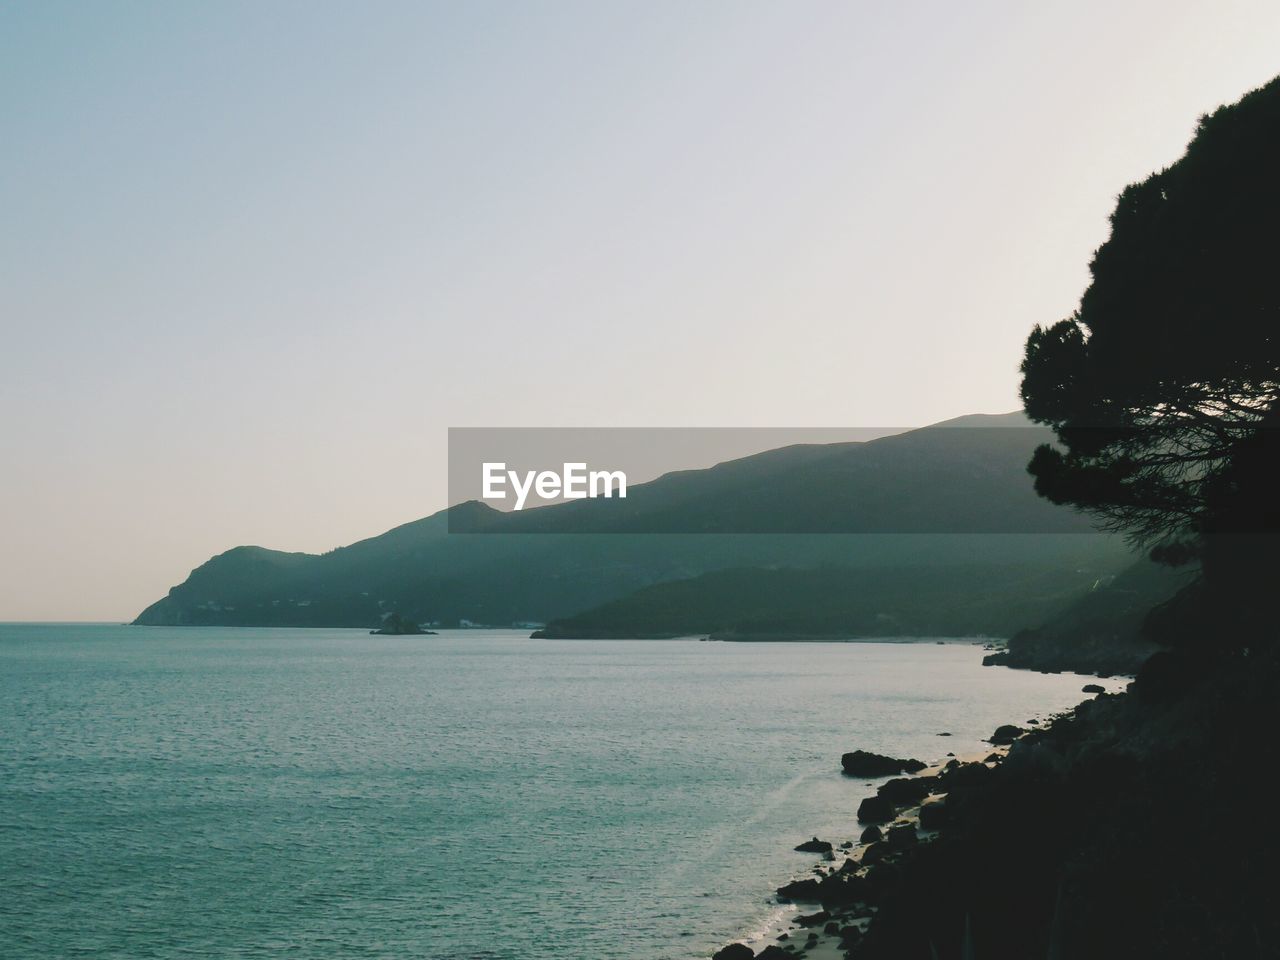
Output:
[3,1,1280,620]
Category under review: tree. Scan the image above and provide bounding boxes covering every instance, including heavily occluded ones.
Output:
[1021,76,1280,561]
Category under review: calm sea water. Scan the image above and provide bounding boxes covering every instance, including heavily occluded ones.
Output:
[0,625,1118,960]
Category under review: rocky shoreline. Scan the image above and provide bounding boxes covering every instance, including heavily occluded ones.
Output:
[707,641,1280,959]
[709,741,1026,960]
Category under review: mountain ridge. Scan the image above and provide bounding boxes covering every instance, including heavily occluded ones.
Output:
[134,412,1125,630]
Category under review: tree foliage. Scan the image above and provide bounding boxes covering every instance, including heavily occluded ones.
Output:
[1021,76,1280,557]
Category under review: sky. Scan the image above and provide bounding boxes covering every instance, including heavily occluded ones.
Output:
[3,1,1280,620]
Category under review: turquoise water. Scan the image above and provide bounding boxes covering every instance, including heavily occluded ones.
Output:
[0,625,1113,959]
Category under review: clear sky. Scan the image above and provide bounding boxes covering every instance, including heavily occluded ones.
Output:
[3,1,1279,620]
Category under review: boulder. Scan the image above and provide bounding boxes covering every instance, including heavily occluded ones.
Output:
[886,824,918,848]
[839,925,863,946]
[794,837,833,854]
[918,798,949,830]
[776,878,823,902]
[1082,683,1106,694]
[939,761,992,792]
[857,795,896,823]
[756,948,789,960]
[841,750,927,777]
[859,825,883,844]
[815,871,872,906]
[796,911,830,927]
[877,775,937,806]
[711,944,754,960]
[989,724,1025,745]
[860,841,889,865]
[863,861,902,901]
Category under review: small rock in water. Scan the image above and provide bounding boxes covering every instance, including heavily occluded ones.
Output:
[794,837,834,854]
[840,750,927,777]
[711,944,754,960]
[1082,683,1106,694]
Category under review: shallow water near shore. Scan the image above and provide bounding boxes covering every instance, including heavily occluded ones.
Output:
[0,625,1116,960]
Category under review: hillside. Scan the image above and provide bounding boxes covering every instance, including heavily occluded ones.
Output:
[531,554,1139,641]
[134,413,1126,630]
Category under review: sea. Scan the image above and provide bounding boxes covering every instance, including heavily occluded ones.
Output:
[0,625,1121,960]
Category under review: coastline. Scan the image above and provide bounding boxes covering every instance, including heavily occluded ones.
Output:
[709,673,1128,960]
[723,749,1010,960]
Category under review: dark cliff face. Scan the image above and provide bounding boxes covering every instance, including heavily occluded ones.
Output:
[133,414,1120,631]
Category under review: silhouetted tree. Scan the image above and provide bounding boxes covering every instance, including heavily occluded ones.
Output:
[1021,77,1280,564]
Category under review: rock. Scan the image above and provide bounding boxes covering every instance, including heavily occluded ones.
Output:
[369,612,435,635]
[840,750,927,777]
[1082,683,1106,694]
[712,944,754,960]
[815,871,871,906]
[756,948,789,960]
[989,724,1025,744]
[863,861,902,901]
[839,840,853,849]
[796,911,830,927]
[857,795,896,823]
[777,878,823,902]
[939,760,992,792]
[984,752,1003,763]
[861,841,889,865]
[886,824,918,848]
[795,837,833,853]
[877,775,937,806]
[938,731,952,736]
[918,798,949,830]
[859,824,883,844]
[824,920,841,935]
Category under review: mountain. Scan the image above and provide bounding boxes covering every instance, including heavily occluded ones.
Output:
[134,413,1133,629]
